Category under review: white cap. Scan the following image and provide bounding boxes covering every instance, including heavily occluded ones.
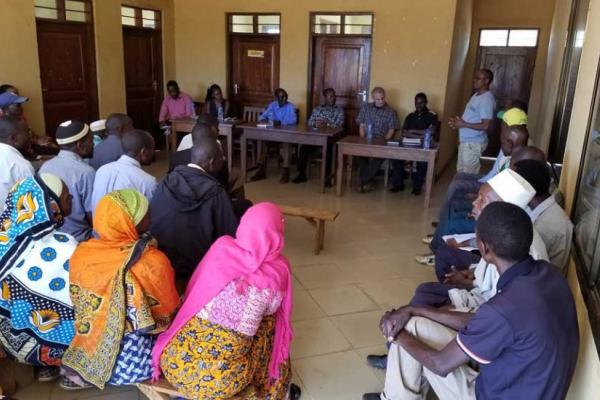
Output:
[488,169,536,209]
[90,119,106,132]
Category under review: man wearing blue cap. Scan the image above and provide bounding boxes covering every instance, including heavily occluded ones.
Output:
[0,92,28,119]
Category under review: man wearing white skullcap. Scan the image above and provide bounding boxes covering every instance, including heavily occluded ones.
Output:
[40,120,95,241]
[90,119,106,148]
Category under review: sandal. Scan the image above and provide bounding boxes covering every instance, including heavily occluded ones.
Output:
[38,366,60,382]
[59,376,93,391]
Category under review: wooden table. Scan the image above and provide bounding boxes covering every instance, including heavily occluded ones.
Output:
[169,117,244,173]
[336,136,438,207]
[240,122,343,193]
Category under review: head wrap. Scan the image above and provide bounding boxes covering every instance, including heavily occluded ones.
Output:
[488,169,536,209]
[502,108,528,126]
[111,189,148,226]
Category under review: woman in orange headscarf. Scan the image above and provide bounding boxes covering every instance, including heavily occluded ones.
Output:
[60,189,179,390]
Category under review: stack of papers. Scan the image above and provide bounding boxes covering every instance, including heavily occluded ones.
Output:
[442,233,478,251]
[402,138,421,146]
[256,122,269,128]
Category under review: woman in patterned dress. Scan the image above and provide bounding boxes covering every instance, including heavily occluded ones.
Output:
[152,202,298,399]
[60,189,179,390]
[0,174,76,382]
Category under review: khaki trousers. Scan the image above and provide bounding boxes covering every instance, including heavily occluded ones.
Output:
[380,317,478,400]
[457,142,487,174]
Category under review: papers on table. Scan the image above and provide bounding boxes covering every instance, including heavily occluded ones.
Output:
[443,233,478,251]
[402,137,421,147]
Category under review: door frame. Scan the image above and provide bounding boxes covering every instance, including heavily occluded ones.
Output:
[121,6,164,126]
[305,11,374,116]
[225,12,281,108]
[36,13,99,134]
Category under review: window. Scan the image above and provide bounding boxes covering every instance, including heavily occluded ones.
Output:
[121,6,160,29]
[312,13,374,35]
[229,14,280,35]
[478,29,539,47]
[34,0,91,23]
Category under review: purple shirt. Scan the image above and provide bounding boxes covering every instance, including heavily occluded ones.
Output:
[159,92,195,122]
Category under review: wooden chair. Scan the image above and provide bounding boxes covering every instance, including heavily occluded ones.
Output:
[277,204,339,255]
[240,106,265,167]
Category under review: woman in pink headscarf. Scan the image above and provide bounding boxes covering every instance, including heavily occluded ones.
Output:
[152,202,297,399]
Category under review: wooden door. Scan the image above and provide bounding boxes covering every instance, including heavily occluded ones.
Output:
[123,27,163,132]
[37,21,98,137]
[310,36,371,135]
[477,46,537,155]
[229,35,280,110]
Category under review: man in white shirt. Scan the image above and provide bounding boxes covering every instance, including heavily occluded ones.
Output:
[0,116,34,213]
[91,129,157,210]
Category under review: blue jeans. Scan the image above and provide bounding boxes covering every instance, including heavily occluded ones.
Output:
[430,206,476,252]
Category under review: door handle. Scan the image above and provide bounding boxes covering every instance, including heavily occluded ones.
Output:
[357,90,367,102]
[152,81,158,91]
[233,83,239,95]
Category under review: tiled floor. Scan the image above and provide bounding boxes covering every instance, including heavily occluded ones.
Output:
[14,154,449,399]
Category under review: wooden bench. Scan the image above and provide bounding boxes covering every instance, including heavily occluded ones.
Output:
[137,379,183,400]
[278,204,340,255]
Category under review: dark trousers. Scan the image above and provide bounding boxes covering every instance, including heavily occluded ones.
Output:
[390,160,427,189]
[410,282,453,308]
[434,241,481,282]
[358,157,385,186]
[296,144,333,177]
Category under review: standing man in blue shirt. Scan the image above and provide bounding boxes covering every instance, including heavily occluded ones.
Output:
[40,120,96,242]
[251,88,297,183]
[363,202,578,400]
[449,69,496,174]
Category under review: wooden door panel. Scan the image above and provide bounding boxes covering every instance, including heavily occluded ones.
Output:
[477,46,537,155]
[123,27,163,134]
[37,21,98,137]
[230,36,279,109]
[311,37,371,135]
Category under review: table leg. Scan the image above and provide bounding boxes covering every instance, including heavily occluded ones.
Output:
[241,134,247,184]
[320,142,327,193]
[336,145,344,196]
[424,156,435,208]
[346,155,353,189]
[170,124,178,154]
[227,131,233,174]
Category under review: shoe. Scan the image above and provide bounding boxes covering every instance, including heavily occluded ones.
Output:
[412,187,422,195]
[279,167,290,184]
[38,366,60,382]
[431,221,439,228]
[59,377,93,391]
[422,234,434,245]
[389,184,404,193]
[363,393,381,400]
[415,253,435,266]
[359,183,374,193]
[366,354,388,369]
[290,383,302,399]
[250,165,266,182]
[292,174,307,184]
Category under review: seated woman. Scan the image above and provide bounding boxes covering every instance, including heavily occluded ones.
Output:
[61,189,179,390]
[152,202,298,399]
[203,83,232,121]
[0,174,76,382]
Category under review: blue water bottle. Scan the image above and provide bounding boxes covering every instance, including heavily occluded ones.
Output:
[423,128,432,149]
[217,105,224,122]
[366,124,373,142]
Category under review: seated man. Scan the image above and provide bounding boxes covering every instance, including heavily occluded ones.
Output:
[89,113,134,170]
[420,119,529,261]
[363,202,579,400]
[91,129,156,209]
[514,159,573,273]
[292,87,344,184]
[251,88,297,183]
[40,120,95,242]
[149,137,239,279]
[356,87,400,193]
[176,113,219,152]
[390,93,438,195]
[159,80,195,125]
[0,116,34,213]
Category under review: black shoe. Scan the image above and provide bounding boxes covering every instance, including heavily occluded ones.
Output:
[290,383,302,399]
[366,354,388,370]
[279,167,290,184]
[292,174,307,184]
[389,184,404,193]
[250,165,266,182]
[412,187,422,196]
[363,393,381,400]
